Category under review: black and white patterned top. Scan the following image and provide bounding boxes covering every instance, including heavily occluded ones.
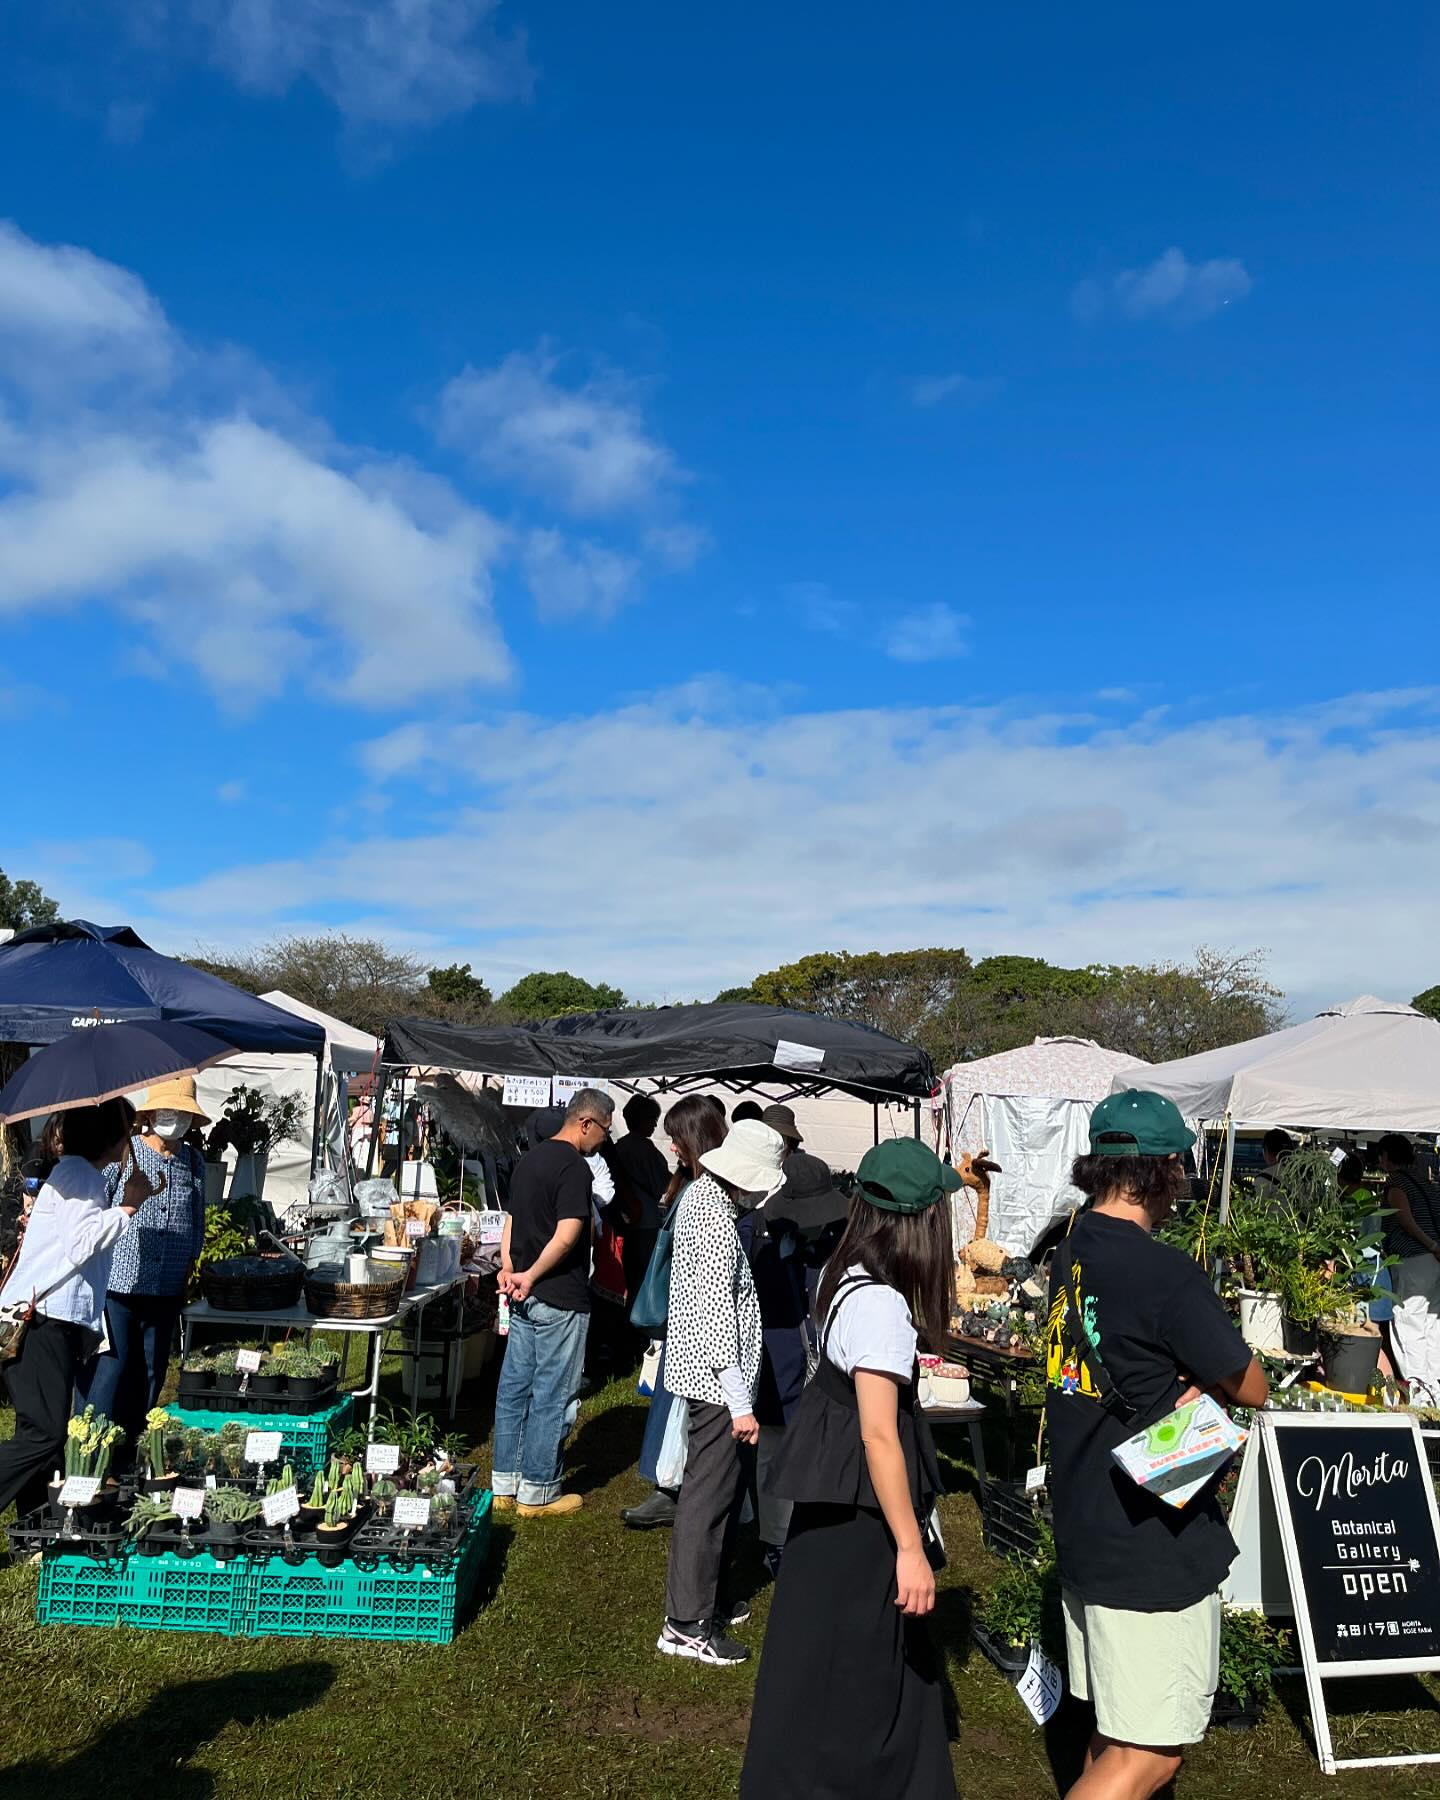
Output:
[664,1174,763,1408]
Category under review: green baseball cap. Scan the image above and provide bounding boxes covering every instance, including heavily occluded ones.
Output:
[855,1138,963,1215]
[1089,1089,1196,1157]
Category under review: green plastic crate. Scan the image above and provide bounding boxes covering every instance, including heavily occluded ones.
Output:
[35,1556,130,1628]
[125,1551,251,1635]
[246,1496,492,1644]
[166,1394,354,1478]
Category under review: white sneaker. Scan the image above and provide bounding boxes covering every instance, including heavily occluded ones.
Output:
[656,1620,750,1665]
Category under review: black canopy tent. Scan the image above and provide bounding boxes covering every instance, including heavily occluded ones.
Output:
[378,1004,936,1175]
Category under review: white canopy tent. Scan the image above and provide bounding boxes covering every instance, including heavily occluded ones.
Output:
[946,1036,1147,1254]
[191,991,379,1217]
[1111,996,1440,1134]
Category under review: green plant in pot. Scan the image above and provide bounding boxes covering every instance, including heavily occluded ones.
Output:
[1215,1609,1291,1728]
[142,1407,180,1493]
[204,1486,261,1544]
[429,1490,458,1538]
[211,1347,242,1396]
[178,1351,214,1397]
[301,1468,326,1525]
[248,1350,287,1399]
[315,1484,354,1565]
[125,1492,179,1555]
[370,1476,398,1519]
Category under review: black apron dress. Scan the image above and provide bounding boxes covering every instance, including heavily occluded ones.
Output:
[739,1277,957,1800]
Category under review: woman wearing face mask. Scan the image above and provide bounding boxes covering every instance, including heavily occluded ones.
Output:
[80,1077,210,1451]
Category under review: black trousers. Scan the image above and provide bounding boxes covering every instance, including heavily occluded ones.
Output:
[0,1313,91,1520]
[664,1400,756,1624]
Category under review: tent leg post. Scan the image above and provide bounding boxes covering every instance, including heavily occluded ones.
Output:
[1215,1114,1236,1289]
[364,1071,387,1179]
[309,1052,326,1177]
[913,1098,921,1140]
[873,1102,879,1146]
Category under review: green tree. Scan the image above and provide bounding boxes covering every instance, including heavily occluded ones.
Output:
[745,949,977,1065]
[498,971,626,1018]
[1066,947,1284,1064]
[1413,986,1440,1021]
[226,933,432,1037]
[0,868,59,933]
[426,962,493,1013]
[186,953,267,995]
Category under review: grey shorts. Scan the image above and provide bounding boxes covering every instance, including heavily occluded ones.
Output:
[1063,1588,1220,1747]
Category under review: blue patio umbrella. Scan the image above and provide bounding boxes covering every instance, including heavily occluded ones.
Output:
[0,1020,237,1125]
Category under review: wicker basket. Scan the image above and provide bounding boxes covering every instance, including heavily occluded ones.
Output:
[305,1271,405,1320]
[200,1254,305,1312]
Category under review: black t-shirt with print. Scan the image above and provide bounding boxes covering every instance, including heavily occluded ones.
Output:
[505,1139,593,1313]
[1045,1209,1252,1611]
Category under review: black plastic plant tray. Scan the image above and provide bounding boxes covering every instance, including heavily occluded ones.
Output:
[8,1509,128,1562]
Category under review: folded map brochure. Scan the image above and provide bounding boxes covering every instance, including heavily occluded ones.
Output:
[1111,1396,1247,1510]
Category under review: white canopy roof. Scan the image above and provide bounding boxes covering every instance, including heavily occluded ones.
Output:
[946,1035,1145,1103]
[258,991,379,1075]
[1112,996,1440,1132]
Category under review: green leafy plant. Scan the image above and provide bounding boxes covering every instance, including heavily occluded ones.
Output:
[974,1525,1062,1654]
[437,1432,469,1463]
[198,1207,249,1271]
[331,1427,367,1462]
[1217,1183,1295,1292]
[374,1404,437,1468]
[204,1487,261,1525]
[212,1348,240,1377]
[125,1493,178,1540]
[207,1084,305,1158]
[1218,1609,1291,1707]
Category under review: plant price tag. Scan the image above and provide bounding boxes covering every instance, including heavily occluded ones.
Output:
[205,1474,217,1489]
[59,1475,100,1507]
[235,1349,264,1375]
[393,1495,431,1531]
[1016,1645,1063,1725]
[1025,1464,1048,1494]
[365,1443,402,1476]
[405,1217,426,1240]
[244,1431,283,1465]
[501,1074,551,1109]
[262,1486,300,1526]
[173,1487,206,1520]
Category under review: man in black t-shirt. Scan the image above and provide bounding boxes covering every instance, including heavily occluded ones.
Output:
[1046,1090,1268,1800]
[491,1087,614,1518]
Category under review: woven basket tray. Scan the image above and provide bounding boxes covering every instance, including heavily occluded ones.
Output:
[304,1272,405,1320]
[200,1255,305,1312]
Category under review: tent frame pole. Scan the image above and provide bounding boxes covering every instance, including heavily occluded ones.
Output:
[1218,1113,1237,1227]
[308,1051,326,1177]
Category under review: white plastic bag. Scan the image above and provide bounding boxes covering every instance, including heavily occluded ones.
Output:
[656,1396,690,1489]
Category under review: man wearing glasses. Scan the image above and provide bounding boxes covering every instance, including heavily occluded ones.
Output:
[492,1087,614,1518]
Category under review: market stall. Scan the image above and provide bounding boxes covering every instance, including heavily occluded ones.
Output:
[945,1035,1146,1254]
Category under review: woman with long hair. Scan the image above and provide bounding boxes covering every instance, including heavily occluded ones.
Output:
[741,1137,959,1798]
[657,1115,787,1665]
[623,1095,730,1529]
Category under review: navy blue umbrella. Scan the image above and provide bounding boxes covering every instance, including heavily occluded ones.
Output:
[0,1020,237,1124]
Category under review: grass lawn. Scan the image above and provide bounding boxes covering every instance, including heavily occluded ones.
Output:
[3,1367,1440,1800]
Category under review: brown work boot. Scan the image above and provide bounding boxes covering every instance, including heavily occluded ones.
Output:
[516,1493,583,1517]
[491,1494,516,1512]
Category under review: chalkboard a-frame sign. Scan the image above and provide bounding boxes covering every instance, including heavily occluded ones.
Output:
[1253,1412,1440,1775]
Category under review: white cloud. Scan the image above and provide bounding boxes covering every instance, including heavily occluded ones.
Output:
[217,780,246,803]
[144,0,532,128]
[0,222,511,707]
[437,346,684,519]
[521,530,639,620]
[910,373,1002,409]
[883,603,969,664]
[1072,247,1252,324]
[102,687,1440,1014]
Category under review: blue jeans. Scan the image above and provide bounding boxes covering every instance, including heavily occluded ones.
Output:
[80,1292,184,1450]
[491,1299,590,1505]
[638,1341,678,1489]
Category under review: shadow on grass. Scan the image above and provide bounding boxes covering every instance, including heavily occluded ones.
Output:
[3,1659,336,1800]
[1274,1668,1440,1763]
[566,1400,649,1498]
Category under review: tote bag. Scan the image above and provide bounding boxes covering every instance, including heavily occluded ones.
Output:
[628,1181,691,1333]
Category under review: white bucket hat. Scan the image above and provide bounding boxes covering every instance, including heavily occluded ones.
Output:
[699,1119,788,1202]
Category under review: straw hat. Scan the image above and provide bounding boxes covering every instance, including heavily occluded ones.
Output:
[699,1119,788,1202]
[135,1074,211,1123]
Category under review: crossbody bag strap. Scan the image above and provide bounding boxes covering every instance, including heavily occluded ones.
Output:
[1058,1253,1137,1427]
[819,1273,882,1359]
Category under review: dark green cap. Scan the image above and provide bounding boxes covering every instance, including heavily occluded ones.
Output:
[1089,1089,1196,1157]
[855,1138,963,1215]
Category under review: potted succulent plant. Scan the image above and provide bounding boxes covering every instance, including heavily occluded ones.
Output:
[212,1347,242,1398]
[300,1468,327,1529]
[125,1492,180,1557]
[178,1351,214,1400]
[142,1408,181,1495]
[315,1485,354,1567]
[429,1490,458,1540]
[370,1476,398,1520]
[203,1485,261,1545]
[278,1344,325,1400]
[248,1351,287,1400]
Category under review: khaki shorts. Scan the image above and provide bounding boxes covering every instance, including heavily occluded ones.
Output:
[1062,1588,1219,1747]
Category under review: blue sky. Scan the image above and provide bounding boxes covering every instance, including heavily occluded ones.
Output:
[1,3,1436,1015]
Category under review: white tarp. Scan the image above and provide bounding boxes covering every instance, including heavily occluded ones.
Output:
[1116,996,1440,1132]
[947,1036,1147,1254]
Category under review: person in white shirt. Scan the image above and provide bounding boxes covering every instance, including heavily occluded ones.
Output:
[0,1099,157,1520]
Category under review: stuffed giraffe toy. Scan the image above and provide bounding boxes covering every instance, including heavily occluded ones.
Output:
[955,1148,1009,1298]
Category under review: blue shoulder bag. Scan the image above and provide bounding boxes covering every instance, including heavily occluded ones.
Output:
[629,1181,689,1332]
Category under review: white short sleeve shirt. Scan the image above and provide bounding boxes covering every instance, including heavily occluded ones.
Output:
[823,1266,917,1380]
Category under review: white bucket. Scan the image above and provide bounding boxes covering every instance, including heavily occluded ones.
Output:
[1238,1288,1285,1353]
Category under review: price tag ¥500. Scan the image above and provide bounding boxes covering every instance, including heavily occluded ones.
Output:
[244,1431,284,1465]
[59,1475,100,1508]
[235,1349,264,1375]
[365,1442,402,1476]
[393,1495,431,1531]
[172,1487,206,1520]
